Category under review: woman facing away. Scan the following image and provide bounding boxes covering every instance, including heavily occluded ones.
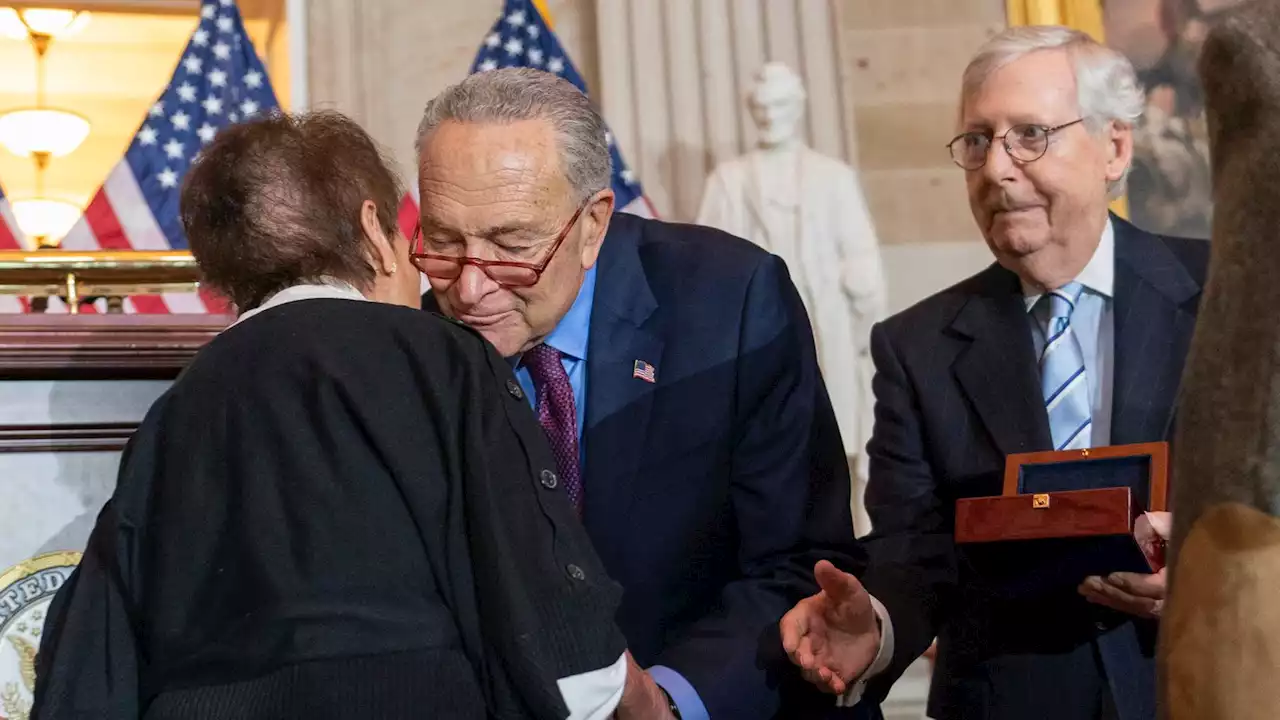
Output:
[29,111,632,720]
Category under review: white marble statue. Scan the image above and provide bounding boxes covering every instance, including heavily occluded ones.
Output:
[696,62,887,536]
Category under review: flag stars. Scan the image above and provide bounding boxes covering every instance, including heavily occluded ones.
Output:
[149,101,165,117]
[485,32,500,48]
[213,41,230,60]
[193,28,210,46]
[620,169,635,185]
[198,123,217,144]
[504,37,523,56]
[240,99,259,116]
[230,111,241,122]
[164,139,184,159]
[177,82,197,102]
[547,57,565,74]
[139,126,158,145]
[527,24,540,39]
[479,58,498,72]
[201,4,215,19]
[243,70,263,89]
[171,110,191,131]
[203,96,223,115]
[216,15,233,33]
[506,10,526,26]
[158,168,179,188]
[527,48,543,65]
[183,55,203,74]
[219,0,233,6]
[208,69,227,88]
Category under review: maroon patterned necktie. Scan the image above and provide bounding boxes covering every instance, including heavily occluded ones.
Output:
[521,344,584,512]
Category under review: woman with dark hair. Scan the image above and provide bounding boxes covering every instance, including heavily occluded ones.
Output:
[29,111,631,720]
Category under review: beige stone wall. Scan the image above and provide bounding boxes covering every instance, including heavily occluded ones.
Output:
[836,0,1004,247]
[835,0,1006,311]
[305,0,599,185]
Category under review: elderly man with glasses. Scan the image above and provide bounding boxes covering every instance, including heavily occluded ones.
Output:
[778,25,1208,720]
[412,67,869,720]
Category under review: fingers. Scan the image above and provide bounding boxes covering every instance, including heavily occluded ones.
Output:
[1107,569,1167,599]
[814,560,863,602]
[1078,575,1164,618]
[1145,511,1173,539]
[779,602,812,654]
[801,665,849,695]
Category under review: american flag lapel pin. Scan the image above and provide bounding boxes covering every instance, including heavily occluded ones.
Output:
[632,359,656,383]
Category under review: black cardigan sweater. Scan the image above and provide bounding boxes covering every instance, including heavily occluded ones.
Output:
[31,298,625,720]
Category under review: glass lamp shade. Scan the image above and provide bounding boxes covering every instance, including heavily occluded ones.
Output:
[0,108,91,157]
[11,197,81,242]
[0,9,91,39]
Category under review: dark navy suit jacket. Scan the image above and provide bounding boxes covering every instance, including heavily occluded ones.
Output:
[429,211,870,718]
[858,216,1209,720]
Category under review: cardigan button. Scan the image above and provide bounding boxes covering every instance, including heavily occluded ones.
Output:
[506,379,524,400]
[566,563,586,581]
[540,469,558,489]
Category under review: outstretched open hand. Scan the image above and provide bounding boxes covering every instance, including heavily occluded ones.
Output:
[779,560,882,695]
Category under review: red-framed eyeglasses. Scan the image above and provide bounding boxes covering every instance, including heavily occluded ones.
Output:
[410,200,588,288]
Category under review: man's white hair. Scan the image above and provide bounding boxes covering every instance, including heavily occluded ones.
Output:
[961,25,1145,197]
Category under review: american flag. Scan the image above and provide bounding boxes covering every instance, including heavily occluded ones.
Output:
[0,181,26,252]
[473,0,656,218]
[0,181,31,313]
[632,359,656,383]
[58,0,276,313]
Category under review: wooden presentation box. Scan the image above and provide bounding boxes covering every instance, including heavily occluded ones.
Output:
[954,442,1168,590]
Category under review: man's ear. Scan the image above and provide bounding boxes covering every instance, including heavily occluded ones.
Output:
[579,189,615,267]
[361,199,396,275]
[1105,121,1135,187]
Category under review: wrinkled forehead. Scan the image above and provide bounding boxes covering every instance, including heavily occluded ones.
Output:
[417,119,571,223]
[960,49,1080,130]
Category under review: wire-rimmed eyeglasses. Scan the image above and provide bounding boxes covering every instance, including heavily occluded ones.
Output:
[946,118,1085,171]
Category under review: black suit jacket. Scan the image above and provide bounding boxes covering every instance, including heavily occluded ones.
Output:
[858,216,1208,720]
[428,212,868,718]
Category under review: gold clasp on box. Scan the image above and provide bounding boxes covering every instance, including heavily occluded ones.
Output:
[1033,493,1051,509]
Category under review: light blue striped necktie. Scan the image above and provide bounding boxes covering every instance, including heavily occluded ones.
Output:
[1039,282,1092,451]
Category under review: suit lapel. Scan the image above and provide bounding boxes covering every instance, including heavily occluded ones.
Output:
[582,215,663,539]
[950,265,1054,456]
[1109,217,1201,445]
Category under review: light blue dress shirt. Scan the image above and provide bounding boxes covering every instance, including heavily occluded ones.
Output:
[1023,219,1116,447]
[512,263,710,720]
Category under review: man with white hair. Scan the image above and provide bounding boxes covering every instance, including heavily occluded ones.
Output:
[413,67,868,719]
[777,26,1209,720]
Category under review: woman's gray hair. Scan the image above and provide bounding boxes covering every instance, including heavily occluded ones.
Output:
[961,25,1145,196]
[415,67,612,203]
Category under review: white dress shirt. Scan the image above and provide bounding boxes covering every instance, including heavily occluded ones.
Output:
[838,219,1117,707]
[232,279,629,719]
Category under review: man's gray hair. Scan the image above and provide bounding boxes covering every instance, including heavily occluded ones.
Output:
[415,67,612,202]
[961,25,1145,196]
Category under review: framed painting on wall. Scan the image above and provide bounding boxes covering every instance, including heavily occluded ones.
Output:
[1007,0,1242,239]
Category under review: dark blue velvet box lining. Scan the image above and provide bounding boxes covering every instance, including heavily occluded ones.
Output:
[1016,454,1153,518]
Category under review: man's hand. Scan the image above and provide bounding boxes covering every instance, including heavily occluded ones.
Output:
[779,560,881,695]
[1078,511,1172,619]
[614,651,676,720]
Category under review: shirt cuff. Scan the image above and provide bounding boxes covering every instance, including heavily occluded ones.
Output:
[556,651,628,720]
[835,593,895,707]
[648,665,711,720]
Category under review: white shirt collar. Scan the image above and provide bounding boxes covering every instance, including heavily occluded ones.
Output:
[1022,217,1115,311]
[231,278,367,327]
